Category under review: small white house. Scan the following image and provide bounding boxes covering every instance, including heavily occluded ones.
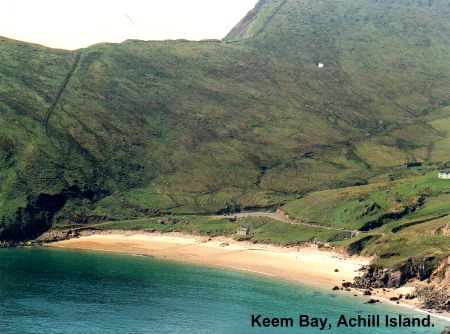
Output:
[237,227,250,236]
[438,171,450,179]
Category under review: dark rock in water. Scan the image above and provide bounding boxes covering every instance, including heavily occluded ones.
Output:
[334,269,339,272]
[363,290,372,296]
[390,297,400,301]
[0,241,12,248]
[332,286,340,291]
[342,282,353,288]
[366,299,380,304]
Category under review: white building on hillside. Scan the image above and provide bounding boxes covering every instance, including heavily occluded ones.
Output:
[438,170,450,179]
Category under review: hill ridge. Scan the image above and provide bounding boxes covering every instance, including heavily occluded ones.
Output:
[224,0,288,41]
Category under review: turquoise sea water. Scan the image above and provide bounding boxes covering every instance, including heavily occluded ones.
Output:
[0,248,448,334]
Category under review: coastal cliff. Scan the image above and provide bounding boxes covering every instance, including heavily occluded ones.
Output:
[354,257,450,312]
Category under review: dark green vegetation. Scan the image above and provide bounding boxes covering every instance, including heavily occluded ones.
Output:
[0,0,449,276]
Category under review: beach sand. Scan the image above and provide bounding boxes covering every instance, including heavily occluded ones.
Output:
[50,232,368,287]
[49,232,450,322]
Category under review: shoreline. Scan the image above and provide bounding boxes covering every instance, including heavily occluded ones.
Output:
[48,231,450,322]
[49,231,369,287]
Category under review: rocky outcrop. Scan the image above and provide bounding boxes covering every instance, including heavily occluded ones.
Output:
[417,257,450,311]
[34,229,80,244]
[354,257,450,311]
[0,228,81,247]
[439,223,450,236]
[0,240,12,248]
[0,185,109,243]
[354,257,436,288]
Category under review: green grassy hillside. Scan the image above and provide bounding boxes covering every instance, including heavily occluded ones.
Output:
[283,169,450,268]
[0,0,449,241]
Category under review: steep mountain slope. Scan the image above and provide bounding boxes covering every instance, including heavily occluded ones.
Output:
[0,0,449,241]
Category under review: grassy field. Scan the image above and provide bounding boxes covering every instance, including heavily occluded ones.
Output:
[282,171,450,230]
[60,215,343,246]
[283,170,450,268]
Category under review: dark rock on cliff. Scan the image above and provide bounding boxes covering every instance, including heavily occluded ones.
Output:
[354,257,436,289]
[355,257,450,312]
[0,186,109,243]
[35,229,80,244]
[0,240,12,248]
[417,257,450,312]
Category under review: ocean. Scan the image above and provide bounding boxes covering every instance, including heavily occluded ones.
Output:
[0,248,448,333]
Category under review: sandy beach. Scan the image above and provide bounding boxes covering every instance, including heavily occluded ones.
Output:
[49,232,450,322]
[50,232,368,287]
